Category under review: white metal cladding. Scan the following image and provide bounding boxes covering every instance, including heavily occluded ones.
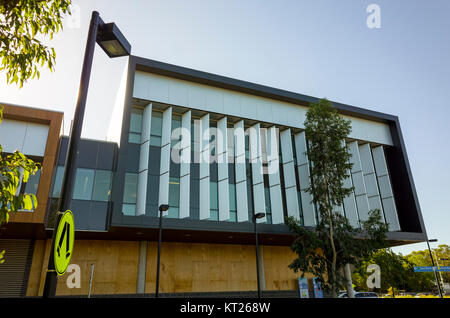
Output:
[136,103,152,216]
[0,119,49,157]
[280,129,301,221]
[199,114,210,220]
[179,110,191,219]
[372,146,401,231]
[234,120,249,222]
[133,71,393,146]
[249,123,267,223]
[217,116,230,221]
[131,73,403,229]
[294,131,316,226]
[158,106,172,216]
[358,143,385,223]
[341,141,360,228]
[266,126,284,224]
[348,141,370,223]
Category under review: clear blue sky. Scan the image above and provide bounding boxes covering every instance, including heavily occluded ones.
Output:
[1,0,449,255]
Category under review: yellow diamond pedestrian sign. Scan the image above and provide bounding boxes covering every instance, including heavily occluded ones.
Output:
[54,210,75,276]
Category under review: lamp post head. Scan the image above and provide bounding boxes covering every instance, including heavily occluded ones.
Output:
[96,22,131,58]
[253,213,266,222]
[159,204,169,212]
[428,239,438,243]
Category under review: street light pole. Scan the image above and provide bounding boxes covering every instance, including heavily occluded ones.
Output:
[43,11,100,298]
[426,239,443,298]
[42,11,130,298]
[155,204,169,298]
[253,212,265,298]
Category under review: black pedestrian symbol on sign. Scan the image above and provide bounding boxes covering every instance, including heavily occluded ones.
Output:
[57,222,71,259]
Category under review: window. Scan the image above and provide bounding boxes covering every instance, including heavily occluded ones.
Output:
[128,108,143,144]
[122,173,138,215]
[171,114,182,148]
[209,181,218,221]
[73,168,95,200]
[52,166,64,198]
[228,183,237,222]
[92,170,112,201]
[168,177,180,218]
[24,168,41,196]
[17,167,41,211]
[150,111,163,147]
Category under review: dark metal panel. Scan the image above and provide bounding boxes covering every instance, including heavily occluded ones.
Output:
[70,200,91,230]
[77,139,99,168]
[97,142,117,170]
[90,201,109,231]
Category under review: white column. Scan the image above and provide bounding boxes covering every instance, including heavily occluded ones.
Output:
[199,114,210,220]
[341,140,359,228]
[266,126,284,224]
[179,110,191,219]
[217,117,230,221]
[294,131,316,226]
[280,129,300,221]
[136,104,152,216]
[249,123,266,223]
[371,146,401,231]
[158,106,172,216]
[234,120,249,222]
[348,141,370,223]
[359,143,385,222]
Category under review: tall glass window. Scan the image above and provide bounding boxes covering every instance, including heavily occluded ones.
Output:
[92,170,113,201]
[129,107,143,144]
[292,134,304,225]
[228,183,237,222]
[52,166,65,198]
[150,111,163,147]
[73,168,95,200]
[209,181,218,221]
[168,177,180,218]
[122,173,138,215]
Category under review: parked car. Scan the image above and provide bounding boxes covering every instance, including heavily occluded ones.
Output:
[338,292,379,298]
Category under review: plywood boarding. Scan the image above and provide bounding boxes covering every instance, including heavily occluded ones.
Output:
[26,240,139,296]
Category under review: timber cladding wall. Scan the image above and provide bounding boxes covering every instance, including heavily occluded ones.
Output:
[26,240,301,296]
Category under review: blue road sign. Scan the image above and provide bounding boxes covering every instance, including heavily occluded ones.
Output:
[414,266,450,272]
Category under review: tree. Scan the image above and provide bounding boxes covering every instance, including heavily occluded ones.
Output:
[406,244,450,287]
[286,98,388,297]
[352,249,435,293]
[0,0,71,87]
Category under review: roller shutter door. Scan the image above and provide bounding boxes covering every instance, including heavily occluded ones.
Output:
[0,239,34,297]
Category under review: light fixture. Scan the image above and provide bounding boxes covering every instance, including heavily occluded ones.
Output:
[96,22,131,58]
[159,204,169,212]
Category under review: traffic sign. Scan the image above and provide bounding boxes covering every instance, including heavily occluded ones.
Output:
[54,210,75,275]
[414,266,450,272]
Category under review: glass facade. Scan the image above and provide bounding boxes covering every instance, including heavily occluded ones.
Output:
[128,108,143,144]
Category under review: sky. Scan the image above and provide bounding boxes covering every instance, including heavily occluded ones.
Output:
[1,0,449,255]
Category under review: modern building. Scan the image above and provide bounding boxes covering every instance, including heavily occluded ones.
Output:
[0,56,427,297]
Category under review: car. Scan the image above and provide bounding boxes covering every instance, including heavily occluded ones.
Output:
[338,291,379,298]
